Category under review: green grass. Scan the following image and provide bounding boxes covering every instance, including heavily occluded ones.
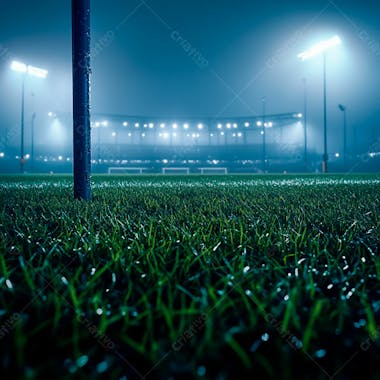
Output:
[0,174,379,379]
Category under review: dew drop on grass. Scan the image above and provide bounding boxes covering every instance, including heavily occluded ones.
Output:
[76,355,88,368]
[96,361,108,373]
[284,295,289,301]
[343,265,349,271]
[261,333,269,342]
[5,279,13,289]
[197,366,206,376]
[243,266,250,274]
[96,308,103,316]
[61,276,69,286]
[327,284,333,290]
[245,289,252,297]
[90,268,96,275]
[315,349,326,358]
[354,319,366,328]
[361,257,366,263]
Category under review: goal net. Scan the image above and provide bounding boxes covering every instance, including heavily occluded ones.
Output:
[108,167,146,175]
[199,167,228,175]
[162,167,190,175]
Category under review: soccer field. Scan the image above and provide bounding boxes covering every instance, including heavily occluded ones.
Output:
[0,174,379,379]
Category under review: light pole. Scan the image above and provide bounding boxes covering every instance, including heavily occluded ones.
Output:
[10,60,48,173]
[298,35,342,173]
[338,104,347,170]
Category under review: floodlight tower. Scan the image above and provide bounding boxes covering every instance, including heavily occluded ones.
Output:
[10,61,48,173]
[298,35,342,173]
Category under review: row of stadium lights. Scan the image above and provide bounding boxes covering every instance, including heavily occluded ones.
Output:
[109,131,246,138]
[91,119,303,130]
[4,152,351,163]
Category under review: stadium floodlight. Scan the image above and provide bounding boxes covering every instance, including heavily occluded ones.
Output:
[10,60,48,173]
[183,123,189,129]
[233,123,238,129]
[237,132,242,137]
[297,35,341,61]
[198,123,203,130]
[256,121,262,127]
[217,123,222,129]
[160,123,165,128]
[134,123,140,128]
[101,121,108,127]
[298,35,342,173]
[149,123,154,128]
[172,123,178,129]
[123,121,128,127]
[244,122,250,127]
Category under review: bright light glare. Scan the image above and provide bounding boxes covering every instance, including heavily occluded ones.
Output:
[298,35,342,61]
[297,113,303,118]
[11,61,27,73]
[198,123,203,130]
[217,123,222,129]
[123,122,128,127]
[244,122,250,127]
[112,132,116,137]
[183,123,189,129]
[257,121,262,127]
[27,65,48,78]
[0,152,4,157]
[11,61,48,78]
[335,153,340,158]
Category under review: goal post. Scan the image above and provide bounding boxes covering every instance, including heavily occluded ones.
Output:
[162,167,190,175]
[199,167,228,175]
[108,167,146,175]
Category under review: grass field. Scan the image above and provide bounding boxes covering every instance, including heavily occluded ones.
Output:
[0,174,379,379]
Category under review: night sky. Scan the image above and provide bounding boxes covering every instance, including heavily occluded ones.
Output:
[0,0,379,152]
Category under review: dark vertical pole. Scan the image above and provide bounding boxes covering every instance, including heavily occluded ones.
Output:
[20,75,25,173]
[72,0,91,200]
[31,112,36,172]
[302,77,307,170]
[322,53,328,173]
